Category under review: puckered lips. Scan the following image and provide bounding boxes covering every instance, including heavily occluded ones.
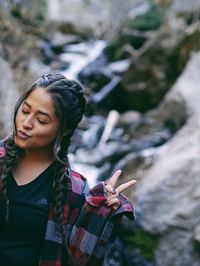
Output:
[17,130,31,140]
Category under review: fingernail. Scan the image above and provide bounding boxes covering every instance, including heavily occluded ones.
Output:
[112,188,116,194]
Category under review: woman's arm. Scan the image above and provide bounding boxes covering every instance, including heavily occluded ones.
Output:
[68,180,135,266]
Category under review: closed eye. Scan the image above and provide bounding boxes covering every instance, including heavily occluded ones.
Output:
[22,109,29,114]
[37,119,48,125]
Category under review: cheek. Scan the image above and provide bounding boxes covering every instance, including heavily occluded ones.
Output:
[37,125,58,142]
[15,113,21,128]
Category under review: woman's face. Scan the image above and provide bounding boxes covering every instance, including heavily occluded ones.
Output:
[15,88,60,155]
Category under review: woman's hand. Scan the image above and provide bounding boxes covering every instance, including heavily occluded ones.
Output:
[104,170,137,210]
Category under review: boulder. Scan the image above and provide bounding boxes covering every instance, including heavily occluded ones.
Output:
[149,50,200,129]
[169,0,200,13]
[131,52,200,265]
[121,21,200,112]
[0,57,19,137]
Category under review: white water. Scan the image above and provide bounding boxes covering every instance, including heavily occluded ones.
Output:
[69,154,99,187]
[60,40,108,185]
[60,40,106,79]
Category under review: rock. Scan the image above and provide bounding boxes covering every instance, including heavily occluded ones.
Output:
[46,0,149,37]
[91,76,121,106]
[129,52,200,265]
[194,226,200,244]
[62,40,107,80]
[57,21,83,35]
[0,57,19,137]
[4,0,47,22]
[121,22,200,112]
[80,119,105,149]
[78,49,110,89]
[112,151,154,200]
[169,0,200,13]
[50,32,81,53]
[28,57,51,77]
[75,141,128,166]
[119,113,170,140]
[105,10,200,112]
[0,0,49,96]
[149,51,200,130]
[135,116,200,232]
[107,59,131,74]
[155,229,200,266]
[119,110,142,125]
[40,40,56,64]
[98,110,120,145]
[75,128,170,167]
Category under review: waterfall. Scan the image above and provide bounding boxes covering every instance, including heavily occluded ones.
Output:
[60,40,106,79]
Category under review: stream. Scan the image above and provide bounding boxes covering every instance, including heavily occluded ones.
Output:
[41,36,172,187]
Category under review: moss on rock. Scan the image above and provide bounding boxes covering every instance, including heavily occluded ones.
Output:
[126,4,165,32]
[121,225,159,262]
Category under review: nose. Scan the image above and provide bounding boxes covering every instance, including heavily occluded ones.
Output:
[22,115,33,129]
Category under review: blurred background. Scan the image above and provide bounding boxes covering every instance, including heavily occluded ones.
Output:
[1,0,200,265]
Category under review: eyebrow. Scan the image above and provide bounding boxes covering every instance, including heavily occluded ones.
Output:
[23,101,52,120]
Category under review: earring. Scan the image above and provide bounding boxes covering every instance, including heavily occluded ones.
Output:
[54,142,61,154]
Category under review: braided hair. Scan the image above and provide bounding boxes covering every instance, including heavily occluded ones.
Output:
[0,74,86,247]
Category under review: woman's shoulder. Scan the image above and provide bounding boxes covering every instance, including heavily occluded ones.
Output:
[70,169,89,195]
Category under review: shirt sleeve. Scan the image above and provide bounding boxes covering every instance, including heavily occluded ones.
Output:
[68,181,135,266]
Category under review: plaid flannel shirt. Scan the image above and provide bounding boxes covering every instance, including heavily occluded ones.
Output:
[0,138,134,266]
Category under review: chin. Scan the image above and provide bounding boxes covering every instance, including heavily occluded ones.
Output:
[14,136,28,149]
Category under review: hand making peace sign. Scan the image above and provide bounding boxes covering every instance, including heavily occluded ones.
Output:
[104,170,137,210]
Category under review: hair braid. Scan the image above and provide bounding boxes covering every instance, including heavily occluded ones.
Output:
[52,138,76,266]
[0,136,21,222]
[52,133,74,242]
[52,164,66,235]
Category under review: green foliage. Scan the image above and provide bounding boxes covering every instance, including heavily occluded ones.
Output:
[122,226,159,262]
[127,4,165,32]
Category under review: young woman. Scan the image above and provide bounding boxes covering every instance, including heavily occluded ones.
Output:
[0,74,136,266]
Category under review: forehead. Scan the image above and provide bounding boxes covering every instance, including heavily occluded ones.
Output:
[24,88,56,116]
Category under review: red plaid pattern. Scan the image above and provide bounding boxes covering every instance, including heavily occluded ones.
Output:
[0,138,134,266]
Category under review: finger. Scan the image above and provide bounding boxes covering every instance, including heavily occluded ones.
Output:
[105,184,115,194]
[106,197,120,207]
[106,192,119,201]
[107,170,122,188]
[116,180,137,193]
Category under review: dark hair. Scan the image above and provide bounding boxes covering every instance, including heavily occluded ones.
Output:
[1,73,86,250]
[14,73,86,160]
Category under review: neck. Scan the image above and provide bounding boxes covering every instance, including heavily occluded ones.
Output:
[22,148,55,165]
